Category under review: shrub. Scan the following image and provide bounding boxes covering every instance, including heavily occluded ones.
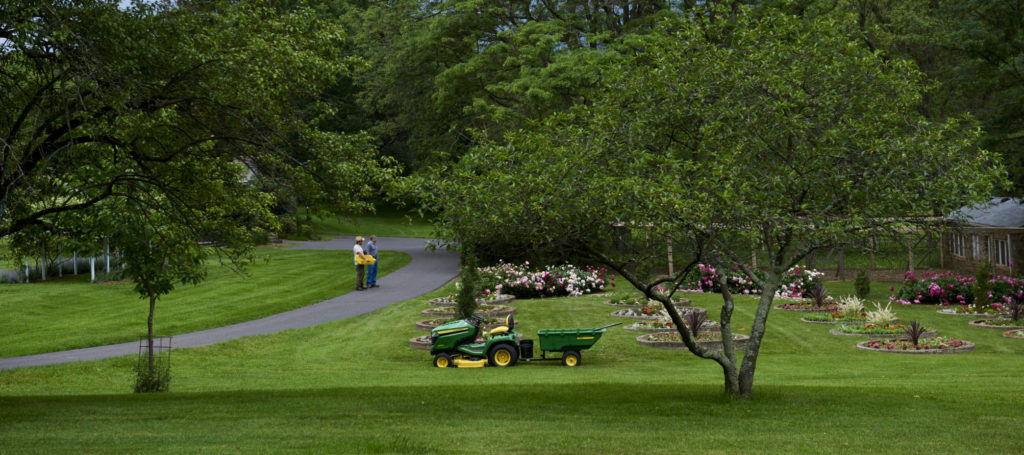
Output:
[854,269,871,299]
[456,256,480,319]
[902,320,928,346]
[684,264,822,297]
[836,295,865,317]
[892,271,974,305]
[683,309,708,335]
[974,260,993,307]
[476,261,611,298]
[866,302,896,326]
[133,365,171,393]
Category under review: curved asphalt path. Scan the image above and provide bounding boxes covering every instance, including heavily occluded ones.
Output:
[0,236,459,370]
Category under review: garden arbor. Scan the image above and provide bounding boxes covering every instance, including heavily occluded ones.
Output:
[432,8,1006,398]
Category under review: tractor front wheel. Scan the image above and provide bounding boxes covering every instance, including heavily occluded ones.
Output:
[433,353,453,368]
[487,343,518,367]
[562,350,581,367]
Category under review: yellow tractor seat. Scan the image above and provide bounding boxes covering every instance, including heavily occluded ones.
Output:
[487,314,514,337]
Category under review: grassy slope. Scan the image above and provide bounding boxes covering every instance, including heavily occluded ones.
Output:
[308,207,435,238]
[0,248,410,357]
[1,279,1022,453]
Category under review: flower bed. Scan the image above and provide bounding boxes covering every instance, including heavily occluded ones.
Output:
[829,323,935,338]
[611,306,707,320]
[1002,329,1024,339]
[968,319,1024,330]
[415,317,517,332]
[623,319,719,333]
[604,296,691,309]
[856,337,974,354]
[421,305,515,318]
[409,335,432,350]
[427,294,515,306]
[477,261,612,298]
[936,307,1004,318]
[683,264,823,298]
[891,271,1024,306]
[636,332,748,351]
[773,300,838,312]
[800,312,872,325]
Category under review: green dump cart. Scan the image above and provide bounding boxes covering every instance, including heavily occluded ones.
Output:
[520,322,621,366]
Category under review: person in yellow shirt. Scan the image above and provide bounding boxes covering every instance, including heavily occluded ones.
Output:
[353,236,371,291]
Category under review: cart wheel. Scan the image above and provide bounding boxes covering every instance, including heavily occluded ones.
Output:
[433,353,453,368]
[487,343,518,367]
[562,351,581,367]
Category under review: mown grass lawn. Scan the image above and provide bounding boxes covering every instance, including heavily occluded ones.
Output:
[0,248,409,358]
[307,206,435,238]
[1,275,1022,454]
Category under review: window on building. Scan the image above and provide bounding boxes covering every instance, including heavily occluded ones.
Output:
[951,234,965,257]
[972,235,981,260]
[994,237,1011,266]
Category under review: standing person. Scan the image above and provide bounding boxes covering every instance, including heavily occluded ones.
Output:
[365,235,380,288]
[353,236,370,291]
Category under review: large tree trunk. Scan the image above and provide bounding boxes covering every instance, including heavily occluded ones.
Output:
[736,272,782,398]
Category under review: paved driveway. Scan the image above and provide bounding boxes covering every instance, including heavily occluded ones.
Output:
[0,237,459,370]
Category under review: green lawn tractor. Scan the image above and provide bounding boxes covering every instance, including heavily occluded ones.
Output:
[429,314,620,368]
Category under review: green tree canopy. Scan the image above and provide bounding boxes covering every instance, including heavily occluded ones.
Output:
[431,7,1006,398]
[0,0,397,244]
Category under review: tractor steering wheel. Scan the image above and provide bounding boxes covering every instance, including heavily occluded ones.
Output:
[470,314,487,326]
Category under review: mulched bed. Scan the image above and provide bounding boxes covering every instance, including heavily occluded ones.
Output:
[635,332,748,351]
[421,305,515,318]
[829,327,936,338]
[1002,329,1024,339]
[968,319,1024,330]
[856,338,974,354]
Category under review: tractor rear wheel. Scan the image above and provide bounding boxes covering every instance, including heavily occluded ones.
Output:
[433,353,453,368]
[487,343,518,367]
[562,350,581,367]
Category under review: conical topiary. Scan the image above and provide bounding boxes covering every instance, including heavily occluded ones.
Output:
[854,269,871,299]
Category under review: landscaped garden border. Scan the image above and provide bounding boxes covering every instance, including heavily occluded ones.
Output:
[829,327,935,338]
[936,309,1003,318]
[1002,329,1024,339]
[635,332,748,351]
[856,338,975,354]
[968,319,1024,330]
[421,305,515,318]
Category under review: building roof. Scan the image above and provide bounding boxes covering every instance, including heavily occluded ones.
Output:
[951,197,1024,228]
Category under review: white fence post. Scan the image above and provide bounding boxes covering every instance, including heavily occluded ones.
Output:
[90,257,96,282]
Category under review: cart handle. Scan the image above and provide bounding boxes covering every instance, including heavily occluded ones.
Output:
[596,322,623,330]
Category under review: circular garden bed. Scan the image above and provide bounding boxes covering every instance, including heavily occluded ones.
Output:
[409,335,432,350]
[936,308,1004,318]
[636,332,748,351]
[799,313,875,325]
[611,306,707,320]
[856,338,974,354]
[604,296,691,310]
[421,305,515,318]
[623,319,719,333]
[428,294,515,306]
[415,317,518,332]
[829,324,935,338]
[773,301,838,312]
[968,319,1024,330]
[1002,329,1024,339]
